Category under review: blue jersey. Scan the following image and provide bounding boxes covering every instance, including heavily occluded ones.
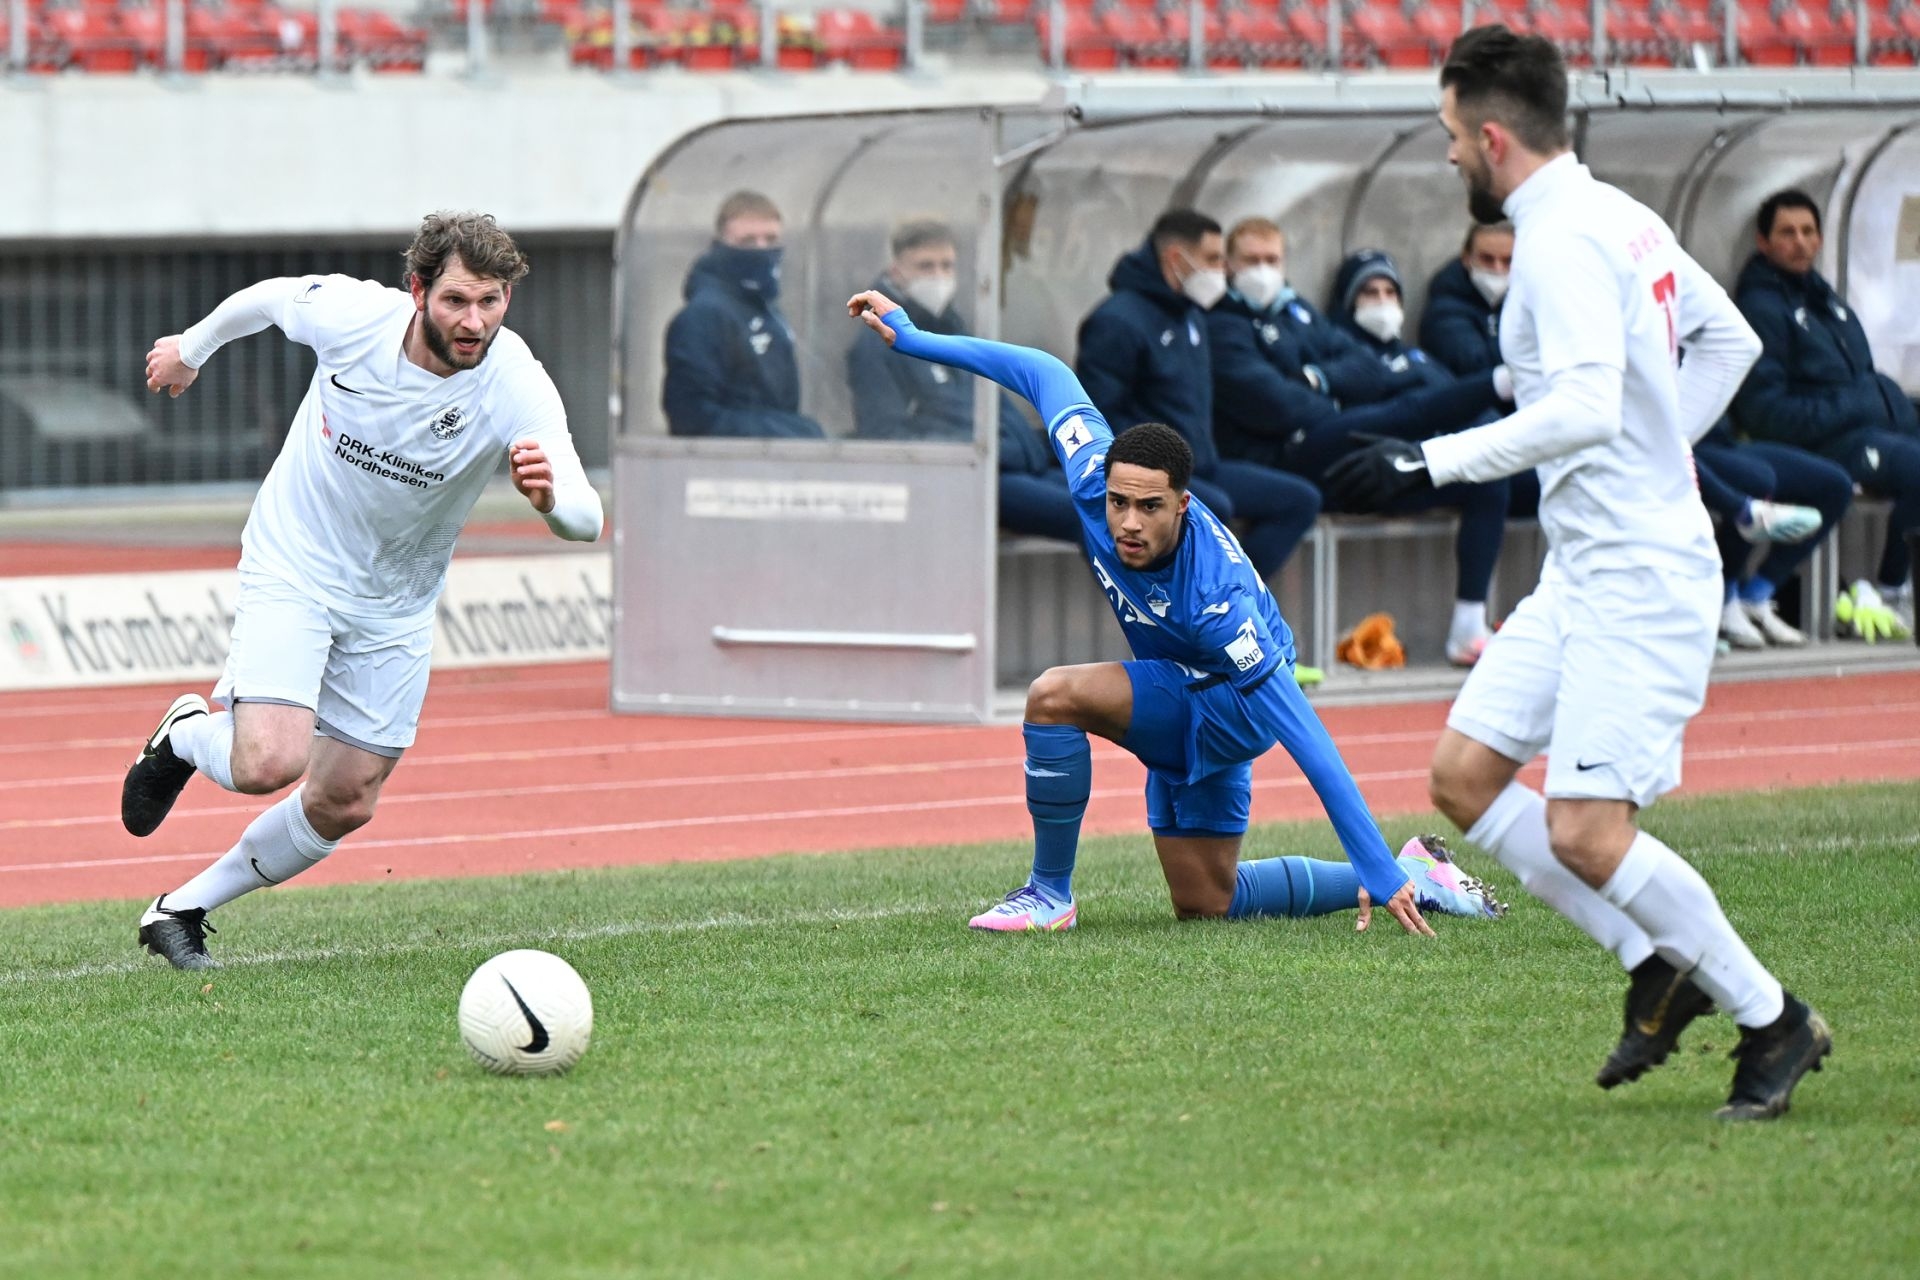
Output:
[887,310,1295,690]
[884,310,1408,905]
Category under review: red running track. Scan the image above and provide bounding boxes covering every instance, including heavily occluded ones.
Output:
[4,663,1919,909]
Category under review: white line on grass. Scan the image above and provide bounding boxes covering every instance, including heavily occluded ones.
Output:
[0,902,951,986]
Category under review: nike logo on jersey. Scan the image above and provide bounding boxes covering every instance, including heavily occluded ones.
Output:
[1392,456,1427,473]
[502,977,550,1053]
[330,374,365,396]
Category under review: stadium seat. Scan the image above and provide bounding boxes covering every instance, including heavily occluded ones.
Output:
[1734,0,1799,64]
[1350,1,1431,67]
[1410,2,1463,52]
[1778,3,1854,65]
[816,8,906,68]
[1033,8,1119,66]
[1224,5,1305,67]
[1102,5,1176,67]
[1160,4,1241,69]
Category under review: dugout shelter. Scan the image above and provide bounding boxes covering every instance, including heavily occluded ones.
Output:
[611,75,1920,722]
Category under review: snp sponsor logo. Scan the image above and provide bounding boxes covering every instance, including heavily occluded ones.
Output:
[1225,618,1264,672]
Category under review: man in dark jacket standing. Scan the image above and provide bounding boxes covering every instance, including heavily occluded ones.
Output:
[1420,221,1512,377]
[663,191,825,440]
[847,219,1077,543]
[1732,188,1918,638]
[1075,209,1321,588]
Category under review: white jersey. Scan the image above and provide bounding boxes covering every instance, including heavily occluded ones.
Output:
[1423,153,1757,580]
[181,275,600,620]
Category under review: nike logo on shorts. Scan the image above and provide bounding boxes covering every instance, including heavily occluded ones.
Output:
[1574,760,1611,772]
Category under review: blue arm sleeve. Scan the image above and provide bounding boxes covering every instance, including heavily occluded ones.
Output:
[883,310,1112,453]
[1250,674,1409,906]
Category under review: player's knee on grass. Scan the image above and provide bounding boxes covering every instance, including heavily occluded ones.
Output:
[1169,885,1234,920]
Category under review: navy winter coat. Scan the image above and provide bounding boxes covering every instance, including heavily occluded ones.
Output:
[1419,258,1504,376]
[1206,290,1344,468]
[662,245,825,439]
[846,276,1048,475]
[1075,240,1222,473]
[1731,253,1918,461]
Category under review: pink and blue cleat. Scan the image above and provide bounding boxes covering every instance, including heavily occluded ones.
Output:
[967,883,1077,932]
[1396,834,1508,919]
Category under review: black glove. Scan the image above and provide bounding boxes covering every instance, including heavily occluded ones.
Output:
[1322,433,1434,511]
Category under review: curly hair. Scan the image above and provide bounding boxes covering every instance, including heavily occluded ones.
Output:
[1107,422,1194,492]
[402,211,530,291]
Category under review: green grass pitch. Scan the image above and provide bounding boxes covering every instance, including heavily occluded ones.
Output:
[2,783,1917,1279]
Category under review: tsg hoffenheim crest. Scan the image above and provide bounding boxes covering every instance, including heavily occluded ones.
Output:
[430,407,467,441]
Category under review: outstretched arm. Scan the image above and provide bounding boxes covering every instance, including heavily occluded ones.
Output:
[848,290,1102,442]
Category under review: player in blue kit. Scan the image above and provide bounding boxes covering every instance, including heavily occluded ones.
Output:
[848,289,1505,934]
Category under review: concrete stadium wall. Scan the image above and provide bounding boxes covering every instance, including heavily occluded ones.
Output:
[0,67,1051,241]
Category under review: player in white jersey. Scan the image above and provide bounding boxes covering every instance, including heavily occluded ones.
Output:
[122,212,603,970]
[1326,27,1830,1121]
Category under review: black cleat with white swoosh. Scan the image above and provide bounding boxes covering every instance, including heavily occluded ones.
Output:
[121,692,210,837]
[1596,955,1714,1089]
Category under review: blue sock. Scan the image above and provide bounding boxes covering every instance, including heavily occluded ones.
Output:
[1723,579,1738,603]
[1023,723,1090,901]
[1227,857,1363,919]
[1739,577,1776,605]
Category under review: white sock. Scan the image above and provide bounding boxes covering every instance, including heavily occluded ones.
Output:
[1449,600,1489,644]
[170,710,237,793]
[1467,781,1653,970]
[1599,830,1785,1027]
[167,786,340,913]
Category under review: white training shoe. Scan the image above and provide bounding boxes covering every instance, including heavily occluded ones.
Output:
[1719,598,1766,650]
[1743,599,1807,647]
[1736,499,1823,545]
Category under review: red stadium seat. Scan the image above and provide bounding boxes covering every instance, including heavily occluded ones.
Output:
[43,7,139,72]
[1161,4,1241,69]
[1778,4,1854,66]
[1350,2,1431,68]
[1223,6,1304,67]
[922,0,968,23]
[1102,6,1176,67]
[1734,2,1798,65]
[817,8,906,68]
[1033,8,1119,67]
[1411,3,1463,51]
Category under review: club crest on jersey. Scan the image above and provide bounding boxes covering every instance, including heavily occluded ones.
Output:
[1147,584,1172,618]
[429,407,468,441]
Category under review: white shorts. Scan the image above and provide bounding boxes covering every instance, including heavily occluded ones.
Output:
[212,570,434,757]
[1446,564,1719,808]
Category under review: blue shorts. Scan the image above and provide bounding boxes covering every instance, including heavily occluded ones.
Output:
[1122,659,1273,838]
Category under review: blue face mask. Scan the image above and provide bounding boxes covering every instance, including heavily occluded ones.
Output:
[713,242,783,301]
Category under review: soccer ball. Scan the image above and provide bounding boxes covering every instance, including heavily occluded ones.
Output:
[457,949,594,1076]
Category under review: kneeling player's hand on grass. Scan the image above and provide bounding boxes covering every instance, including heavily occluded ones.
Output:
[145,336,198,398]
[846,290,901,345]
[1356,882,1436,937]
[510,440,555,515]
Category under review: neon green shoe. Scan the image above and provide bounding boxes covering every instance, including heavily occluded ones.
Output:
[1835,580,1912,644]
[1293,664,1325,688]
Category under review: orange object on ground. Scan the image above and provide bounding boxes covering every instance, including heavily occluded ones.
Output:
[1336,613,1407,670]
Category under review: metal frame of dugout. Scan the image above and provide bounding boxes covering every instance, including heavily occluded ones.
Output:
[611,73,1920,723]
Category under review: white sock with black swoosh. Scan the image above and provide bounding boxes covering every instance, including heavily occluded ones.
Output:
[1467,781,1653,970]
[170,710,237,793]
[1599,830,1784,1028]
[167,786,340,913]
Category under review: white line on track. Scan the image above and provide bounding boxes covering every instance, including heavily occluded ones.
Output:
[0,723,994,793]
[0,902,948,986]
[0,672,612,720]
[9,735,1917,876]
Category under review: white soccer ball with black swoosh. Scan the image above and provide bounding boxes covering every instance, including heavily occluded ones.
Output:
[458,950,594,1076]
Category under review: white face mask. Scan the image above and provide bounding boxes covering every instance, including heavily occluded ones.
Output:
[1469,267,1509,308]
[1354,300,1404,343]
[903,272,957,317]
[1234,263,1287,312]
[1181,264,1228,311]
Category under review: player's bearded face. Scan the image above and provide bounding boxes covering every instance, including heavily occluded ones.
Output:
[1459,145,1506,226]
[419,275,509,371]
[1107,463,1188,568]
